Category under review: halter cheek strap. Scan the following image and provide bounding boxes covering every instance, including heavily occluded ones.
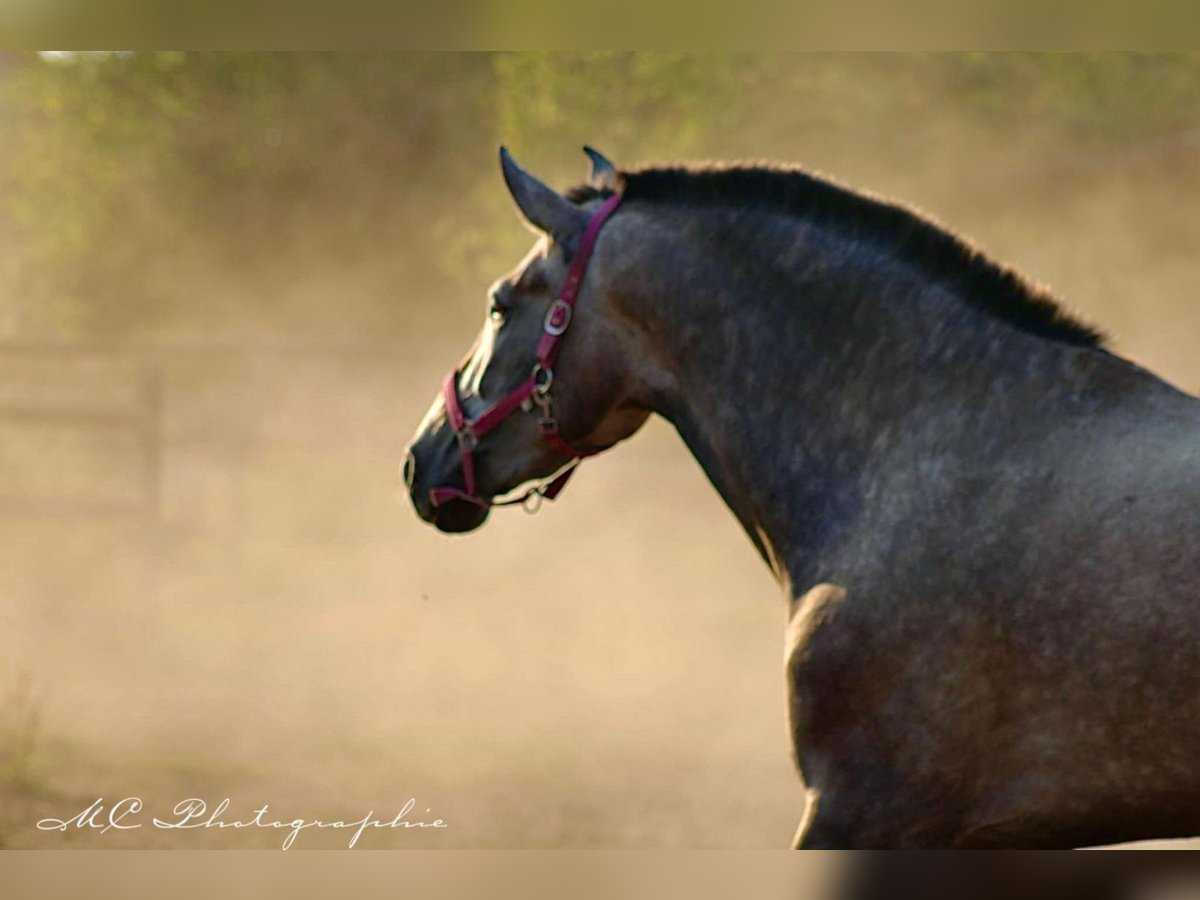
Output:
[430,193,623,511]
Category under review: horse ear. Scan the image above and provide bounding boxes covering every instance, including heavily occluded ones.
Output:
[583,145,618,191]
[499,147,588,242]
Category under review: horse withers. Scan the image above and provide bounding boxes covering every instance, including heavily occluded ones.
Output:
[404,147,1200,848]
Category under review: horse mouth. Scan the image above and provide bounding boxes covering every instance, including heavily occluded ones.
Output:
[430,498,490,534]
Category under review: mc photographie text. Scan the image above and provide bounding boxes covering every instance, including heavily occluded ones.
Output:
[37,796,447,849]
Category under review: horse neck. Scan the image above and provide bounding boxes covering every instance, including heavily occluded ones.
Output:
[613,204,1093,595]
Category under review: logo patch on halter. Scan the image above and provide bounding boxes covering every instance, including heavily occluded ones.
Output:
[544,300,572,336]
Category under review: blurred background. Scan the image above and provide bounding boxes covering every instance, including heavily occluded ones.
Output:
[0,52,1198,849]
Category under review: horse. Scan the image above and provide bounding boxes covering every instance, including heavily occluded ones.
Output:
[403,146,1200,848]
[840,855,1200,900]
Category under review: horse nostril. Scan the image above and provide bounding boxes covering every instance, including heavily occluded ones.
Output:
[402,451,416,489]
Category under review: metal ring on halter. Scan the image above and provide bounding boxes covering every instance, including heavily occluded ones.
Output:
[522,488,544,514]
[532,364,554,396]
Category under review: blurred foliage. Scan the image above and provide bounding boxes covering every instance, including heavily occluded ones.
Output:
[495,53,759,162]
[1,52,1198,341]
[947,54,1200,140]
[1,52,494,338]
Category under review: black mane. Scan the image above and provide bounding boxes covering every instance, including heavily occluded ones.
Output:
[568,163,1105,349]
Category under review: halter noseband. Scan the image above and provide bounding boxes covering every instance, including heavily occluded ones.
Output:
[430,193,623,512]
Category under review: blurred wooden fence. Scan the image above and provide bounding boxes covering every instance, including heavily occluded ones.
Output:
[0,339,407,537]
[0,344,163,521]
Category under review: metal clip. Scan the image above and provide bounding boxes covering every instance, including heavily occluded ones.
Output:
[537,403,558,436]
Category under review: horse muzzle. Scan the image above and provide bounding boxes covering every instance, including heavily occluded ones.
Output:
[402,443,491,534]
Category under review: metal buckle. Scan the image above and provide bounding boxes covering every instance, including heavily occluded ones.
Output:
[543,300,572,336]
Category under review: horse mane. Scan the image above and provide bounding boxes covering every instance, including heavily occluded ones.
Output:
[567,163,1106,349]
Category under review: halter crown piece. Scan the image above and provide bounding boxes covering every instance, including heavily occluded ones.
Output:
[430,192,623,512]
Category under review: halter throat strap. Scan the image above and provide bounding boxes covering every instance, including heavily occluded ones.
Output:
[431,193,623,510]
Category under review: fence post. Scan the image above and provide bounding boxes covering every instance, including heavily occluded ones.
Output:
[142,366,164,524]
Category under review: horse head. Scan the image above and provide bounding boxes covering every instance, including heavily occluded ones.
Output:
[403,147,651,533]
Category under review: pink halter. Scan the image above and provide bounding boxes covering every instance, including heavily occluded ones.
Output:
[430,193,623,511]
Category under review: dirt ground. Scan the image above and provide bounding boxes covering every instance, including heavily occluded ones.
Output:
[0,357,799,849]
